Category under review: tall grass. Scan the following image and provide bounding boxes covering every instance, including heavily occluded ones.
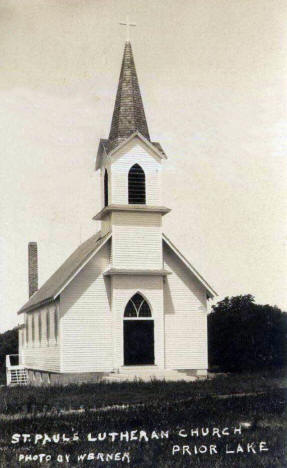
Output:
[0,368,286,415]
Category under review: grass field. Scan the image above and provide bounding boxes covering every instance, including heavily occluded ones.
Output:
[0,368,286,415]
[0,369,286,467]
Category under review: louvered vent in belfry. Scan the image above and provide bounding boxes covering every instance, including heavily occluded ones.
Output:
[128,164,146,204]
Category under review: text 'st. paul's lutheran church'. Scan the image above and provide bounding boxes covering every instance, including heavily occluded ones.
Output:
[16,40,217,384]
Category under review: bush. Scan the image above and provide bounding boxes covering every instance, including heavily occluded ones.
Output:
[208,295,287,372]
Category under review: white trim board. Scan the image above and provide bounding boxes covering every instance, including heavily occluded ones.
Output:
[162,233,217,299]
[54,233,112,299]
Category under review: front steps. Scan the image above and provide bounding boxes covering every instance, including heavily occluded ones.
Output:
[104,366,198,382]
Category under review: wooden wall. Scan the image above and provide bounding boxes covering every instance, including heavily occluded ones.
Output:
[60,242,112,373]
[22,300,60,372]
[112,211,162,270]
[163,243,208,370]
[109,138,162,206]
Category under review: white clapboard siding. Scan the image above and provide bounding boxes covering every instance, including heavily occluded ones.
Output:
[60,242,112,373]
[22,304,60,372]
[163,244,208,370]
[110,139,162,206]
[23,346,60,372]
[112,275,164,369]
[112,212,162,269]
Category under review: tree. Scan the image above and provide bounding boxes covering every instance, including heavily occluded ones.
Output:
[0,328,18,378]
[208,295,287,372]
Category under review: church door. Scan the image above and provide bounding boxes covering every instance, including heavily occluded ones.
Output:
[123,294,154,366]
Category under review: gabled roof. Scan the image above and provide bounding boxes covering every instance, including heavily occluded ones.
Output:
[18,231,111,314]
[96,132,166,170]
[163,233,217,299]
[109,41,150,143]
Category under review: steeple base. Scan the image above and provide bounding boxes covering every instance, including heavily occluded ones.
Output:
[93,204,170,221]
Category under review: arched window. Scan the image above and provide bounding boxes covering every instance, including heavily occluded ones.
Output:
[104,169,108,207]
[124,293,151,318]
[128,164,146,204]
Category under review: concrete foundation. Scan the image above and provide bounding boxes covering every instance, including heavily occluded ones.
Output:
[27,369,108,385]
[26,368,208,385]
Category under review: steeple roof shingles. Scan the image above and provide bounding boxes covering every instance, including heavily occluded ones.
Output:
[109,41,150,143]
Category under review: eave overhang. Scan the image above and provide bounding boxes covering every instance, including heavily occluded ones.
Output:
[93,204,171,221]
[163,233,218,299]
[18,297,55,315]
[95,131,167,170]
[18,232,112,315]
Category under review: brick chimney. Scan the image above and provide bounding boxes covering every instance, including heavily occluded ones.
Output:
[28,242,38,297]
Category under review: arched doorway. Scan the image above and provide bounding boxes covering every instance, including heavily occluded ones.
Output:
[123,293,154,365]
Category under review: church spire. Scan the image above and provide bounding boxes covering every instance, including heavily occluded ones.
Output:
[108,41,150,143]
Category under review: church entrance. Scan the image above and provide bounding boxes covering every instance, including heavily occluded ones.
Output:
[124,320,154,365]
[123,293,154,366]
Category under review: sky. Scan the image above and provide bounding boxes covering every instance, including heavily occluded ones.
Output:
[0,0,286,332]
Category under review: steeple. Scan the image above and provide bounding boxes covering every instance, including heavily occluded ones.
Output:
[109,41,150,144]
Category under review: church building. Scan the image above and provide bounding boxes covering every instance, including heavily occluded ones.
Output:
[16,39,217,384]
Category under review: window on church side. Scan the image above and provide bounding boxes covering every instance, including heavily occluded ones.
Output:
[25,314,28,345]
[38,312,42,344]
[46,310,50,342]
[104,169,108,207]
[128,164,146,204]
[32,315,35,343]
[124,293,151,318]
[54,308,58,342]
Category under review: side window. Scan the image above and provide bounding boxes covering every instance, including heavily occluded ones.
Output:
[128,164,146,204]
[54,308,58,342]
[46,309,50,342]
[25,314,28,345]
[31,315,35,344]
[38,312,42,344]
[104,169,108,207]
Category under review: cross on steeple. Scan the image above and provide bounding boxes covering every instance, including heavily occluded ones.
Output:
[119,16,136,42]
